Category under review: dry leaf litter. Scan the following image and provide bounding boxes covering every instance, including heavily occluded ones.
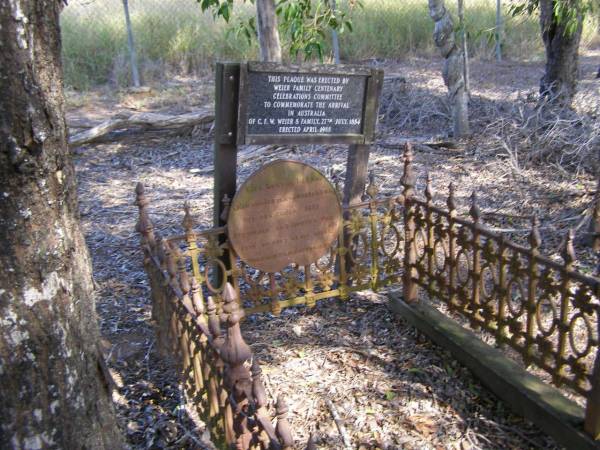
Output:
[72,55,600,449]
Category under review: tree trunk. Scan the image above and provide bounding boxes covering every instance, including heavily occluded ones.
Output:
[495,0,503,61]
[538,0,583,105]
[0,1,124,448]
[256,0,282,62]
[330,0,341,64]
[457,0,470,96]
[428,0,470,137]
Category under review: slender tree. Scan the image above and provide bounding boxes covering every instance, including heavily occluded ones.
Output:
[0,0,124,448]
[256,0,283,62]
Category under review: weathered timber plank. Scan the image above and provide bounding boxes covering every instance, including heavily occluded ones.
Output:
[213,62,240,228]
[213,63,240,288]
[343,144,370,207]
[387,292,599,450]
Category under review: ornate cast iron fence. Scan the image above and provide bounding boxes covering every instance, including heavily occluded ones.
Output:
[136,185,305,449]
[396,144,600,440]
[136,143,600,441]
[137,183,404,318]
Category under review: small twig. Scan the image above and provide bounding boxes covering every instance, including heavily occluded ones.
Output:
[162,151,181,159]
[145,338,155,378]
[488,225,554,234]
[483,211,531,220]
[325,398,352,450]
[552,208,592,254]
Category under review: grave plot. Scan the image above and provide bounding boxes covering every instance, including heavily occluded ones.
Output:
[73,57,600,449]
[137,143,600,449]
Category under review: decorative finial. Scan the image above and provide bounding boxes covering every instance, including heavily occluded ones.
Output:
[447,182,456,213]
[207,296,222,345]
[220,283,251,367]
[366,171,378,200]
[175,246,190,295]
[401,143,416,198]
[469,191,481,223]
[562,228,576,266]
[182,201,195,234]
[135,182,154,244]
[135,182,146,205]
[404,142,414,163]
[529,215,541,251]
[251,358,267,408]
[190,277,204,315]
[425,172,433,203]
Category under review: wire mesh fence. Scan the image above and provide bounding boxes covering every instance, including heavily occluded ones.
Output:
[59,0,562,90]
[60,0,257,88]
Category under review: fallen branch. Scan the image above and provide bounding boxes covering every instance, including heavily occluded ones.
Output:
[377,138,464,153]
[325,399,352,450]
[67,117,105,130]
[68,109,214,147]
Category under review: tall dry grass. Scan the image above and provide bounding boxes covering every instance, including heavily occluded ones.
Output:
[60,0,599,89]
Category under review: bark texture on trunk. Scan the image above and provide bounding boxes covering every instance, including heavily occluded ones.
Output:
[539,0,583,105]
[0,0,124,448]
[256,0,282,63]
[428,0,470,137]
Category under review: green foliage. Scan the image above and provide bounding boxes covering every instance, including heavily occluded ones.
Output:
[60,0,599,89]
[198,0,358,61]
[199,0,235,22]
[508,0,597,36]
[276,0,358,60]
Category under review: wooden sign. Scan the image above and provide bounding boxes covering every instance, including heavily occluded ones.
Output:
[227,160,342,273]
[237,62,383,146]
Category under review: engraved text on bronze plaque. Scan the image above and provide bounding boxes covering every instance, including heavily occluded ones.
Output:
[227,160,342,273]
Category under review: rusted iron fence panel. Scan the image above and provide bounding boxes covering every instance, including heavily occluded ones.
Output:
[144,185,405,318]
[136,185,297,449]
[136,144,600,441]
[394,145,600,439]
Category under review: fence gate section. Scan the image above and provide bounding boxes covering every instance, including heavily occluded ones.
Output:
[139,168,404,317]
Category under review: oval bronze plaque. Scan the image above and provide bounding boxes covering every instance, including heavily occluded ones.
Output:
[228,160,342,273]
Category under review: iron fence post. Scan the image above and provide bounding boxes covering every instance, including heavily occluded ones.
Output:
[401,143,418,303]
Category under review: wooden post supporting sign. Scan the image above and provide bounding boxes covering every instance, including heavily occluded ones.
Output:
[212,62,384,282]
[213,63,241,229]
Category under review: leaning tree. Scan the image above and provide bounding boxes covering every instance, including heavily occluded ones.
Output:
[0,0,123,448]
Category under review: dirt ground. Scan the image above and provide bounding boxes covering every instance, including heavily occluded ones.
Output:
[71,52,600,449]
